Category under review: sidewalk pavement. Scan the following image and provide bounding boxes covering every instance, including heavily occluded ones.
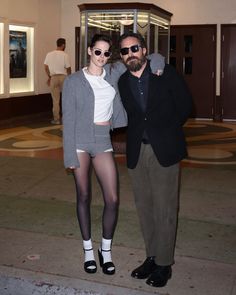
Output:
[0,155,235,295]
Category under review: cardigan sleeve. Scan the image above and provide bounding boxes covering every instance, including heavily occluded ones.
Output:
[62,75,80,168]
[105,52,165,79]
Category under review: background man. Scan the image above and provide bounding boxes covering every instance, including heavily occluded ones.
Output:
[44,38,71,124]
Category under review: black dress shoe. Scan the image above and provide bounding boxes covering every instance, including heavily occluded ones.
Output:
[146,265,172,287]
[131,257,158,279]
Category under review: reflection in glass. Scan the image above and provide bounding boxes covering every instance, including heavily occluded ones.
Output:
[156,26,169,57]
[80,14,86,68]
[184,35,192,53]
[184,57,192,74]
[79,8,170,68]
[137,12,149,50]
[0,23,4,94]
[170,35,176,53]
[169,57,176,68]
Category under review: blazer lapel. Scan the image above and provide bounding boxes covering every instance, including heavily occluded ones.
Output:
[121,73,143,112]
[146,74,161,111]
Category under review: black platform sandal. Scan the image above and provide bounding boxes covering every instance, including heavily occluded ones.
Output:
[84,248,97,274]
[98,249,115,275]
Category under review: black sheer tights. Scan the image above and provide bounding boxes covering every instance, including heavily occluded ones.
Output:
[73,152,119,241]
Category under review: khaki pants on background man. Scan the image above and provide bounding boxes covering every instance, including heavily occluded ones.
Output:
[50,74,66,123]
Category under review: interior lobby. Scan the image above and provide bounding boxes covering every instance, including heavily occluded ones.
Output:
[0,1,235,294]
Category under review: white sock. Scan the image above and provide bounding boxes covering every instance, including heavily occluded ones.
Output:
[83,239,95,262]
[101,238,112,264]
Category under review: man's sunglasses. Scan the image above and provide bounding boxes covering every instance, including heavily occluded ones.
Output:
[120,44,141,56]
[93,49,112,58]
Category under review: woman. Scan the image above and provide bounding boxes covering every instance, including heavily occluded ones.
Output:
[62,34,164,275]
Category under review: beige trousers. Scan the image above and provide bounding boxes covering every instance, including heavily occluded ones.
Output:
[50,74,66,121]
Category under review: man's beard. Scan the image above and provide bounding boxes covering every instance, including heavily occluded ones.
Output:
[125,56,147,72]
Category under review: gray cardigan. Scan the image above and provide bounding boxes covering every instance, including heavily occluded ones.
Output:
[62,55,164,168]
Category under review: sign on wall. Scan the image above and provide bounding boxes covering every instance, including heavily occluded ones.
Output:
[9,30,27,78]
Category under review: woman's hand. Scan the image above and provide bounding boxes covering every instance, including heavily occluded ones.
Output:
[156,69,163,76]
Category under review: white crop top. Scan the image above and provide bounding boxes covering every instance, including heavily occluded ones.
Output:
[83,68,116,123]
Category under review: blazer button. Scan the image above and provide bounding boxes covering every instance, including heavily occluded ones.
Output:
[144,118,147,121]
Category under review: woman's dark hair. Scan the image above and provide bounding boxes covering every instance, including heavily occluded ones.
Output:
[89,34,112,49]
[118,32,146,49]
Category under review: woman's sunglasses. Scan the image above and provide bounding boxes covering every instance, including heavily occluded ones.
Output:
[120,44,141,56]
[93,49,112,58]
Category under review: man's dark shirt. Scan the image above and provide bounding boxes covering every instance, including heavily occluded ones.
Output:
[128,61,150,112]
[128,61,150,141]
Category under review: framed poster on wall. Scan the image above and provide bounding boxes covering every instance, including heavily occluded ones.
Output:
[9,30,27,78]
[9,24,34,94]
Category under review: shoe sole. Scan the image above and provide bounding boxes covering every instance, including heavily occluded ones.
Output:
[131,273,150,279]
[146,272,172,288]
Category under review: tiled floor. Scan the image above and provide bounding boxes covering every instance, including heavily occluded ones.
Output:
[0,119,235,167]
[0,117,236,295]
[184,120,236,166]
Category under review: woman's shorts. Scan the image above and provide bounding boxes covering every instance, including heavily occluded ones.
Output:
[76,124,113,157]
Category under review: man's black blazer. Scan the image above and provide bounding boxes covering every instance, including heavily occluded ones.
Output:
[118,64,193,169]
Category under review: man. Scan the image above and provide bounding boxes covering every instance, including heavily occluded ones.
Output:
[118,32,192,288]
[44,38,71,124]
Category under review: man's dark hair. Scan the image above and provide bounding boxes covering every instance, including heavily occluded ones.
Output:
[89,34,112,49]
[57,38,66,47]
[118,32,147,49]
